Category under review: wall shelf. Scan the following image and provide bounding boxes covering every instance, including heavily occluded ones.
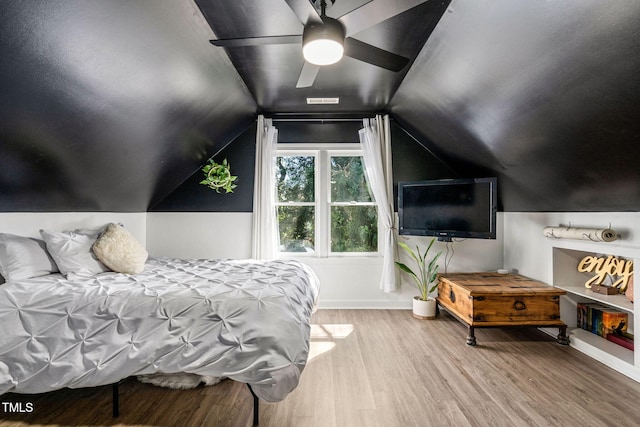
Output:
[551,244,639,383]
[569,328,633,363]
[568,328,639,382]
[554,284,633,313]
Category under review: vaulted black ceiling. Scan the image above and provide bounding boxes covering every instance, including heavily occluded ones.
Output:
[0,0,256,211]
[1,0,639,213]
[196,0,449,112]
[391,0,640,211]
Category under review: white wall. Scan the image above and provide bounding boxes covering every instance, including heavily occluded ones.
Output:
[146,212,504,309]
[503,212,640,284]
[146,212,253,259]
[1,211,504,309]
[0,212,146,242]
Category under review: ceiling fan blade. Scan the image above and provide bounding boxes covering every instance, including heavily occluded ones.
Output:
[343,38,409,72]
[339,0,428,37]
[284,0,323,25]
[210,35,302,48]
[296,62,321,88]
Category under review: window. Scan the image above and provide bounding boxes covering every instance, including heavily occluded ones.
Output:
[275,154,316,253]
[275,145,378,256]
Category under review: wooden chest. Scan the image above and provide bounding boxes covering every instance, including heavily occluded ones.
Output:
[436,272,567,345]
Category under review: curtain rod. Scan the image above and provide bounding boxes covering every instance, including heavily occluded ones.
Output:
[265,112,378,123]
[269,118,367,123]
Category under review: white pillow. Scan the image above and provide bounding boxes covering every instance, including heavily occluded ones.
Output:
[40,227,110,279]
[92,223,148,274]
[0,233,59,282]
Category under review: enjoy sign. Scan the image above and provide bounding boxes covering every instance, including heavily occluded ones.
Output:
[577,255,633,290]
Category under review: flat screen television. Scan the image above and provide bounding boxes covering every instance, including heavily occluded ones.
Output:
[398,177,497,241]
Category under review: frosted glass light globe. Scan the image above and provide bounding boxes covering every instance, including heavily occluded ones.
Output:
[303,39,344,66]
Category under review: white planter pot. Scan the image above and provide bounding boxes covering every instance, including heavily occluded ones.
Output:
[412,297,437,319]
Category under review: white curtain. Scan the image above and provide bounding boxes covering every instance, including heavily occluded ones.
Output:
[359,114,398,293]
[252,115,279,260]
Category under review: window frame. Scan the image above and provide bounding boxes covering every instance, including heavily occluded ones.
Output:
[326,150,378,256]
[275,143,381,258]
[274,150,318,256]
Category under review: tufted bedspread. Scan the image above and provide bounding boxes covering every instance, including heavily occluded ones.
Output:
[0,257,319,402]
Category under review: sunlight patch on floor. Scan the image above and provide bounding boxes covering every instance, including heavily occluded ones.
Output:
[310,323,354,339]
[308,323,354,361]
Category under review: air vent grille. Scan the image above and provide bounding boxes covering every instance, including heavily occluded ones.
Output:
[306,97,340,104]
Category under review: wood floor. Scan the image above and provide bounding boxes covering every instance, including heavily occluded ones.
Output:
[2,309,640,427]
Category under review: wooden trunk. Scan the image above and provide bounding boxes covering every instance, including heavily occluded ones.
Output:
[436,272,567,345]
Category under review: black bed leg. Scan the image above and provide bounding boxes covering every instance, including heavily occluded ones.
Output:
[112,383,120,418]
[247,384,259,426]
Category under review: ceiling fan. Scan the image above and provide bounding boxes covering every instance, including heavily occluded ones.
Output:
[209,0,426,88]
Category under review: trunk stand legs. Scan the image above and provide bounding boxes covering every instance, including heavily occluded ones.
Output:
[465,324,568,346]
[466,326,477,346]
[557,325,569,345]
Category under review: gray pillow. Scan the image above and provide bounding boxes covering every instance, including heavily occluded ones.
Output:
[40,227,111,279]
[0,233,59,282]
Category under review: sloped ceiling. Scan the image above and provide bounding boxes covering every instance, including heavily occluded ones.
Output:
[196,0,449,112]
[390,0,640,211]
[0,0,256,212]
[0,0,639,213]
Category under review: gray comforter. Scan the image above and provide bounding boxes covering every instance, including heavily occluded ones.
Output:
[0,257,319,402]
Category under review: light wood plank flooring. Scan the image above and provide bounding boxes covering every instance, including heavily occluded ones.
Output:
[2,309,640,426]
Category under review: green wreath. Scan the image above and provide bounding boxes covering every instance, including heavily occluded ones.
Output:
[200,158,238,193]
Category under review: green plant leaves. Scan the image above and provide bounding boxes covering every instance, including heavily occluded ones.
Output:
[395,238,442,300]
[200,158,238,193]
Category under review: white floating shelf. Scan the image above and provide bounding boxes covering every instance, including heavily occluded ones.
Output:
[555,284,634,313]
[569,329,639,381]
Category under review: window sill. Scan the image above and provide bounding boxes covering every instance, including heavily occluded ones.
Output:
[278,254,382,264]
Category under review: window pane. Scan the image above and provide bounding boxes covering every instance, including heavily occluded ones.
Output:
[278,206,315,253]
[330,156,373,202]
[331,205,377,252]
[276,156,315,203]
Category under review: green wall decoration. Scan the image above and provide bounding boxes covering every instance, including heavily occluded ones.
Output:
[200,158,238,193]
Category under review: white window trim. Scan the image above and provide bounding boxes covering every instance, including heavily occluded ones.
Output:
[274,150,317,257]
[326,150,378,257]
[275,143,381,258]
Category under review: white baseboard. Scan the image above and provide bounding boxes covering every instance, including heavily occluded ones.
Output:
[317,300,412,310]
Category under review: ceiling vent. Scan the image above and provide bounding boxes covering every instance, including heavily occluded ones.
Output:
[306,97,340,104]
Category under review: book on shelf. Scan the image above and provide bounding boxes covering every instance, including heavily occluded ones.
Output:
[577,302,605,331]
[576,302,628,338]
[601,309,628,337]
[592,305,604,336]
[620,331,634,340]
[577,302,589,330]
[606,334,634,351]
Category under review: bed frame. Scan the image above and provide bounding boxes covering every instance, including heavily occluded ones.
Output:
[111,381,260,425]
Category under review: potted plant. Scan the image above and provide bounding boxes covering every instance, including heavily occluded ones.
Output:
[395,238,442,319]
[200,158,238,193]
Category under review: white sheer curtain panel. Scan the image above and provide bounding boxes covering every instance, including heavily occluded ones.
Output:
[359,114,398,293]
[252,115,279,259]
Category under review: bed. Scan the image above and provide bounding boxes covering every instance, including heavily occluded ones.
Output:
[0,225,319,423]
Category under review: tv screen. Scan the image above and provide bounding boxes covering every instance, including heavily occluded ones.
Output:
[398,177,497,240]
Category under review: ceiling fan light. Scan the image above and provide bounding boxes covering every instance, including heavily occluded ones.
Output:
[302,17,345,66]
[303,39,343,65]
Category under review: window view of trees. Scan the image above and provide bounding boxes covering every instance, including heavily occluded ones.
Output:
[330,156,377,252]
[275,153,378,255]
[276,156,315,252]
